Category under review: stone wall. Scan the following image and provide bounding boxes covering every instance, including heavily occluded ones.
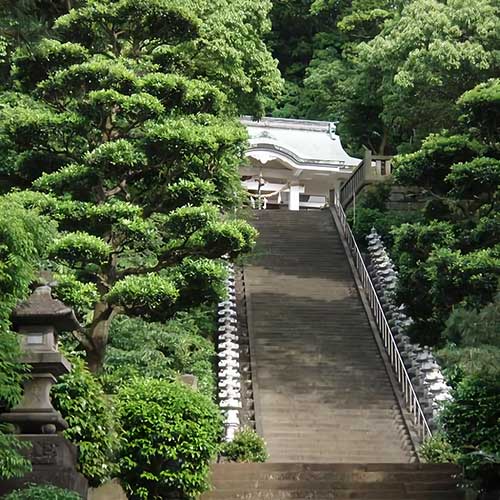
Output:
[88,479,127,500]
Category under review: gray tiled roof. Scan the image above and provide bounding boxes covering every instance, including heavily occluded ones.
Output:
[241,116,360,168]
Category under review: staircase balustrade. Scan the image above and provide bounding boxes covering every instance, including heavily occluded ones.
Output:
[333,196,432,442]
[340,150,392,208]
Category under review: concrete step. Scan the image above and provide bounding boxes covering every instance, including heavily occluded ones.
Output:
[201,463,464,500]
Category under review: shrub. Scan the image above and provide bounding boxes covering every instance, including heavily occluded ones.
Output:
[104,311,216,397]
[51,355,118,486]
[419,434,460,463]
[440,375,500,459]
[2,484,81,499]
[442,295,500,348]
[437,345,500,379]
[0,198,55,479]
[348,207,421,250]
[116,378,222,500]
[220,428,268,463]
[438,374,500,486]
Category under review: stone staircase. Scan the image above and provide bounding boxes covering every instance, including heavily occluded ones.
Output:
[202,210,464,500]
[244,210,412,463]
[203,463,463,499]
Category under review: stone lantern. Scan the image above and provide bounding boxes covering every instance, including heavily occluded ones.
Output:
[0,285,88,497]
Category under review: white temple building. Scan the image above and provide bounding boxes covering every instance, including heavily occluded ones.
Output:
[241,116,362,210]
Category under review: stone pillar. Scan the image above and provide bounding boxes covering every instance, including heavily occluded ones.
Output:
[0,286,88,498]
[288,184,301,211]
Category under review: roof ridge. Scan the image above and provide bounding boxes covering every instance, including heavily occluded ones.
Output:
[240,116,332,132]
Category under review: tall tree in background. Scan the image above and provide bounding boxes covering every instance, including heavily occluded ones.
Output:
[267,0,499,155]
[390,78,500,345]
[0,0,280,372]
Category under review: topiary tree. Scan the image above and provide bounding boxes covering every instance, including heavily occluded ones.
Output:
[116,378,222,499]
[0,0,267,372]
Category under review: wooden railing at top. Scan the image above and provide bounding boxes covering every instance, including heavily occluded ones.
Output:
[340,149,393,208]
[333,152,432,443]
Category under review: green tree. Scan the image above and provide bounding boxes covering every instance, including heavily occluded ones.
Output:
[269,0,499,154]
[358,0,500,151]
[388,80,500,344]
[0,0,267,372]
[103,311,217,397]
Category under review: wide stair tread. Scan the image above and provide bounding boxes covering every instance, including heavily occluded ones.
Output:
[200,463,464,500]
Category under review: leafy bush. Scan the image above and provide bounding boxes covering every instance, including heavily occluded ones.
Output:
[2,484,81,499]
[420,434,460,463]
[104,310,216,397]
[116,378,222,500]
[440,375,500,455]
[0,430,31,481]
[442,295,500,348]
[348,207,421,250]
[52,355,118,486]
[438,344,500,380]
[439,374,500,483]
[0,198,55,479]
[220,428,268,463]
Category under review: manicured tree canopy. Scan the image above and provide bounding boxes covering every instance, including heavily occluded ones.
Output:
[391,80,500,345]
[0,0,275,371]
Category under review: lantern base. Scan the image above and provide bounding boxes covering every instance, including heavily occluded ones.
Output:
[0,434,88,497]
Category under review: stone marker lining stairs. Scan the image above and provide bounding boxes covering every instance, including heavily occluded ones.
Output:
[202,210,464,500]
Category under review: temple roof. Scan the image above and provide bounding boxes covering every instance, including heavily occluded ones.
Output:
[241,116,361,171]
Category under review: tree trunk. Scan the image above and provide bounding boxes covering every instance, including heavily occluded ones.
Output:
[378,128,389,155]
[85,301,115,373]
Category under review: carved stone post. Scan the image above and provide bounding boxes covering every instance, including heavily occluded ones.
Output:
[0,286,88,497]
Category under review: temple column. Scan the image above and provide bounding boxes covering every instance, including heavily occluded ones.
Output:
[288,184,301,211]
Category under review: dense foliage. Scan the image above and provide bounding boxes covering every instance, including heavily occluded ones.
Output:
[220,428,268,463]
[0,198,56,479]
[1,0,498,496]
[104,310,217,397]
[391,80,500,346]
[267,0,500,154]
[52,355,118,486]
[116,378,222,499]
[2,484,82,500]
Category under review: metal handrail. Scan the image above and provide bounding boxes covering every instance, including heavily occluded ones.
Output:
[333,198,432,441]
[340,159,366,208]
